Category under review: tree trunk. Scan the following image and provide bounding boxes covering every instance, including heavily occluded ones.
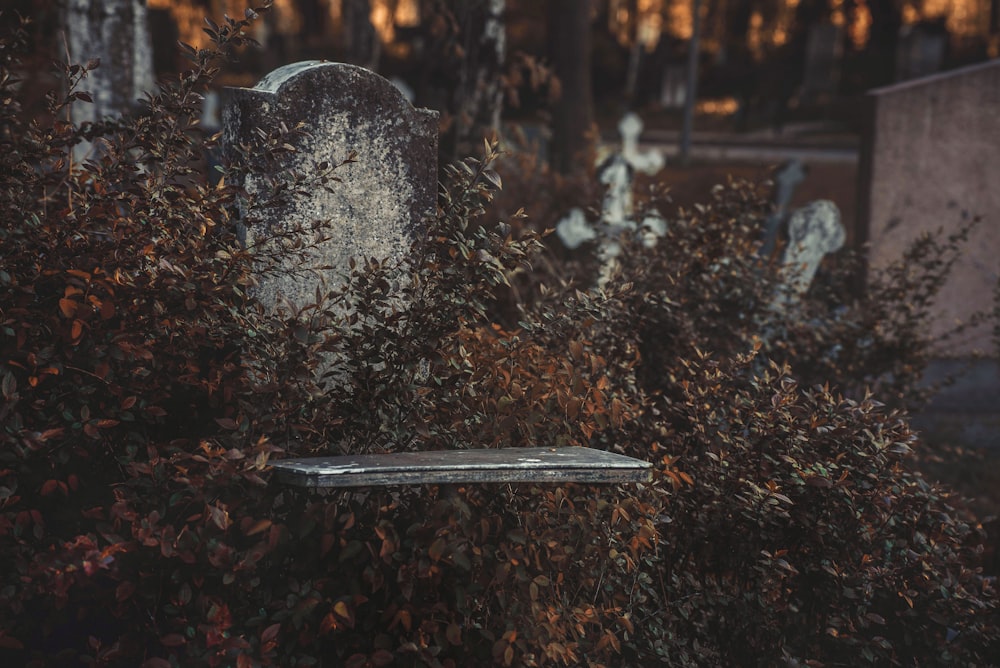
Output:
[548,0,594,175]
[342,0,380,71]
[441,0,506,161]
[624,0,640,99]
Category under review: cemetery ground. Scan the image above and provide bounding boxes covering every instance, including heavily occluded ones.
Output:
[639,138,1000,517]
[2,16,1000,668]
[621,111,1000,521]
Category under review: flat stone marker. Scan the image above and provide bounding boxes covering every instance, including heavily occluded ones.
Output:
[270,447,653,488]
[223,61,439,310]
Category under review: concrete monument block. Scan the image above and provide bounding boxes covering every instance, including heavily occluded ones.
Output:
[858,61,1000,446]
[223,61,439,311]
[859,60,1000,356]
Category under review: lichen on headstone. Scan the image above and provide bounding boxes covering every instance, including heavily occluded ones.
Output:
[223,61,439,313]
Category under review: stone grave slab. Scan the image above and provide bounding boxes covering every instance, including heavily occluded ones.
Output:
[270,446,654,488]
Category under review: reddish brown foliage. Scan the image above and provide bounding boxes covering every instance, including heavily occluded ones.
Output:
[0,7,997,668]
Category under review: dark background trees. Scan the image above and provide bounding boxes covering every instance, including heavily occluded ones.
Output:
[547,0,594,173]
[6,0,998,172]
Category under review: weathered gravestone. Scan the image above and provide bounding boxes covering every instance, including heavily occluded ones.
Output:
[65,0,154,162]
[221,67,654,486]
[223,61,439,312]
[775,199,844,307]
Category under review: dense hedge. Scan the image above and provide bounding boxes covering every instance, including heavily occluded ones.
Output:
[1,9,997,667]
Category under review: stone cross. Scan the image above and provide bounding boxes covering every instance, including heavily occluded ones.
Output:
[775,199,845,306]
[556,113,665,285]
[223,61,439,312]
[65,0,154,163]
[761,159,806,257]
[597,113,665,282]
[597,154,633,228]
[617,112,664,174]
[591,113,666,231]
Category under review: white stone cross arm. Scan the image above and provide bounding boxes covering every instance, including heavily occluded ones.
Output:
[618,112,665,175]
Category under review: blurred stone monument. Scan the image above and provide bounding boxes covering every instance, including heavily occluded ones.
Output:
[595,112,666,261]
[801,23,843,107]
[660,64,687,110]
[64,0,154,162]
[861,60,1000,357]
[895,21,947,82]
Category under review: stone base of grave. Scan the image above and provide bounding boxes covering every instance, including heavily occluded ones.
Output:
[911,359,1000,448]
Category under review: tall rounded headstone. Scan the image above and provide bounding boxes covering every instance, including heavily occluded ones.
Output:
[223,61,439,311]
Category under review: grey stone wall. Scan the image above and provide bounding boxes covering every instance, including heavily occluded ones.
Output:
[860,60,1000,357]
